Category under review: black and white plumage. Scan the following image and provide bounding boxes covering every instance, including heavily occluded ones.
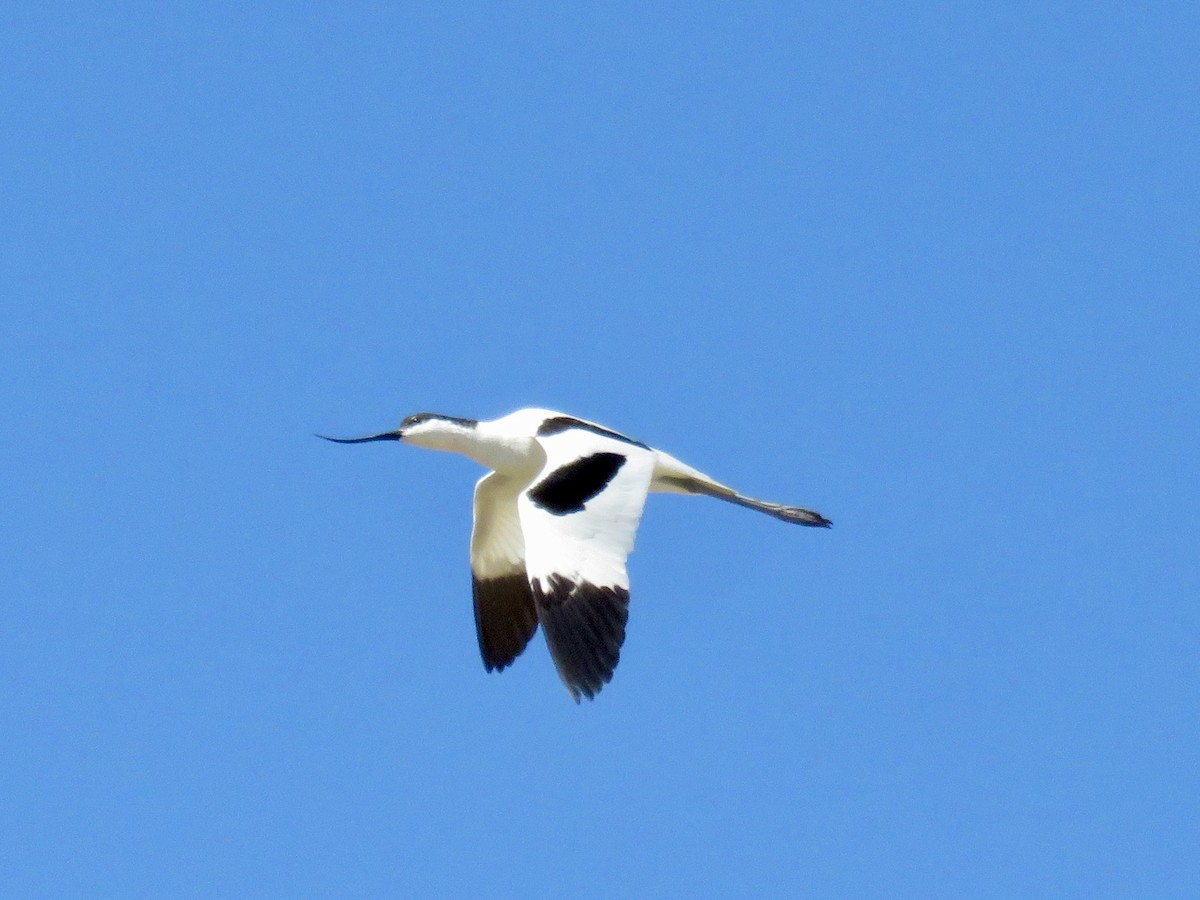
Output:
[320,408,830,702]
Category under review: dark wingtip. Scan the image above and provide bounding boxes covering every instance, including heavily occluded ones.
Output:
[786,507,832,528]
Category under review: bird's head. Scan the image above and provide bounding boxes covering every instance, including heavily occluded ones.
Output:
[317,412,479,452]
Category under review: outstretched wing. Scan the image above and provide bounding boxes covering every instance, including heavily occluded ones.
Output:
[471,473,539,673]
[518,426,657,701]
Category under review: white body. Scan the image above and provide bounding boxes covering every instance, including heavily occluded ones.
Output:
[407,408,721,497]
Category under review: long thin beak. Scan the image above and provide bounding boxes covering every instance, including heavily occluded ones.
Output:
[315,431,402,444]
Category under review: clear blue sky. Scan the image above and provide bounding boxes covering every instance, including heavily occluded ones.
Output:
[4,3,1197,896]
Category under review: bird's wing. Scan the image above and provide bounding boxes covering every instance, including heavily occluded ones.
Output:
[471,473,539,673]
[517,427,657,701]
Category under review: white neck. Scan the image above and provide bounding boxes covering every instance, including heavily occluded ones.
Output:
[406,417,543,475]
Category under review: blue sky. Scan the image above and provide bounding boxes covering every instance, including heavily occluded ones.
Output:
[4,3,1197,896]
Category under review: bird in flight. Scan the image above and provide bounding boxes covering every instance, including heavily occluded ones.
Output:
[320,409,830,702]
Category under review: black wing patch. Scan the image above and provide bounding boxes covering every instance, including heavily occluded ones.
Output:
[527,452,626,515]
[536,416,649,449]
[473,574,539,672]
[533,574,630,702]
